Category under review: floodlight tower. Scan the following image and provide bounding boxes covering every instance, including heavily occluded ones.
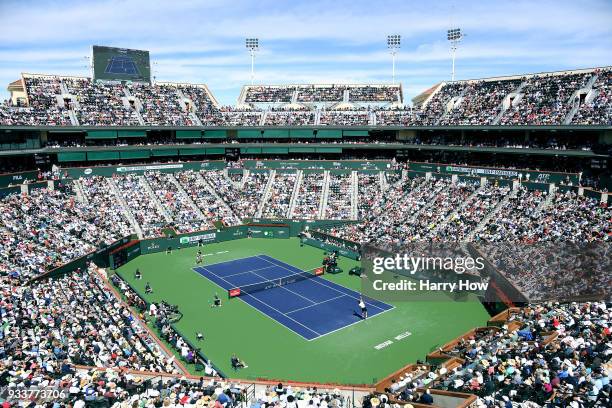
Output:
[245,38,259,85]
[83,56,93,78]
[447,28,463,82]
[151,61,159,85]
[387,35,401,85]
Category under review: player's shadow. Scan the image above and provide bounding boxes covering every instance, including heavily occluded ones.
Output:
[353,310,366,320]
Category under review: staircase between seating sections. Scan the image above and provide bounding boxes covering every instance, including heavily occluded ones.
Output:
[407,180,447,223]
[240,170,249,189]
[259,110,268,126]
[105,177,144,239]
[492,80,528,125]
[255,170,276,218]
[71,178,88,204]
[139,175,173,223]
[421,82,445,109]
[434,185,484,234]
[314,108,322,125]
[188,112,203,126]
[222,168,243,189]
[56,79,80,126]
[318,170,331,219]
[287,170,304,218]
[435,86,469,125]
[368,111,377,126]
[379,171,387,192]
[563,73,599,124]
[175,88,204,125]
[350,171,359,220]
[122,87,146,125]
[67,110,79,126]
[466,187,518,241]
[534,186,557,216]
[196,172,240,224]
[167,173,206,221]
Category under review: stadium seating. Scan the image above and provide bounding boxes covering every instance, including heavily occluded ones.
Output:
[572,68,612,125]
[499,72,592,125]
[65,77,140,126]
[262,172,298,218]
[2,170,609,283]
[143,171,210,233]
[22,75,73,125]
[1,67,610,127]
[1,166,610,407]
[292,172,325,219]
[325,172,354,219]
[125,83,192,126]
[204,170,269,218]
[379,302,610,406]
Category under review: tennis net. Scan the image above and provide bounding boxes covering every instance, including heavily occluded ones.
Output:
[228,267,325,298]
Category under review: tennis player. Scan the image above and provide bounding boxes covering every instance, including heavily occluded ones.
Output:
[210,293,222,308]
[196,250,203,264]
[359,297,367,319]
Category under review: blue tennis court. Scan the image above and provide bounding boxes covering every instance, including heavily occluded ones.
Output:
[105,56,140,75]
[193,254,394,340]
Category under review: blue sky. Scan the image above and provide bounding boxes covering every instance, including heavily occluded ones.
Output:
[0,0,610,106]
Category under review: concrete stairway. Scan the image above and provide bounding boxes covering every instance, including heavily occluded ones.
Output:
[318,171,331,219]
[466,188,517,241]
[407,181,446,223]
[379,171,387,192]
[492,81,527,125]
[167,173,206,221]
[123,87,146,125]
[287,170,304,218]
[465,190,518,241]
[351,171,358,220]
[256,170,276,218]
[434,186,484,233]
[563,74,599,124]
[139,175,173,223]
[435,87,469,125]
[106,177,144,238]
[197,172,240,223]
[534,187,556,216]
[71,179,88,204]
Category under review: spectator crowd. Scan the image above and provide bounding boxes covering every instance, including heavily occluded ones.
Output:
[3,68,609,127]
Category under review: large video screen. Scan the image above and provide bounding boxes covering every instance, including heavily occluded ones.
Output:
[92,45,151,83]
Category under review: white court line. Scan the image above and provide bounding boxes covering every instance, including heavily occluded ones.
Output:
[192,266,321,339]
[249,270,316,305]
[202,253,269,269]
[194,255,395,341]
[309,306,396,341]
[285,294,348,315]
[255,255,388,312]
[221,265,279,279]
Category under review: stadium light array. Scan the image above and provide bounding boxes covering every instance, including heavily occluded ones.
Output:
[151,61,159,85]
[387,35,401,85]
[447,28,463,81]
[246,38,259,85]
[83,56,93,78]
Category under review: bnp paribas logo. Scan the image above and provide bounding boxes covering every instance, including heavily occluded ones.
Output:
[445,166,452,172]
